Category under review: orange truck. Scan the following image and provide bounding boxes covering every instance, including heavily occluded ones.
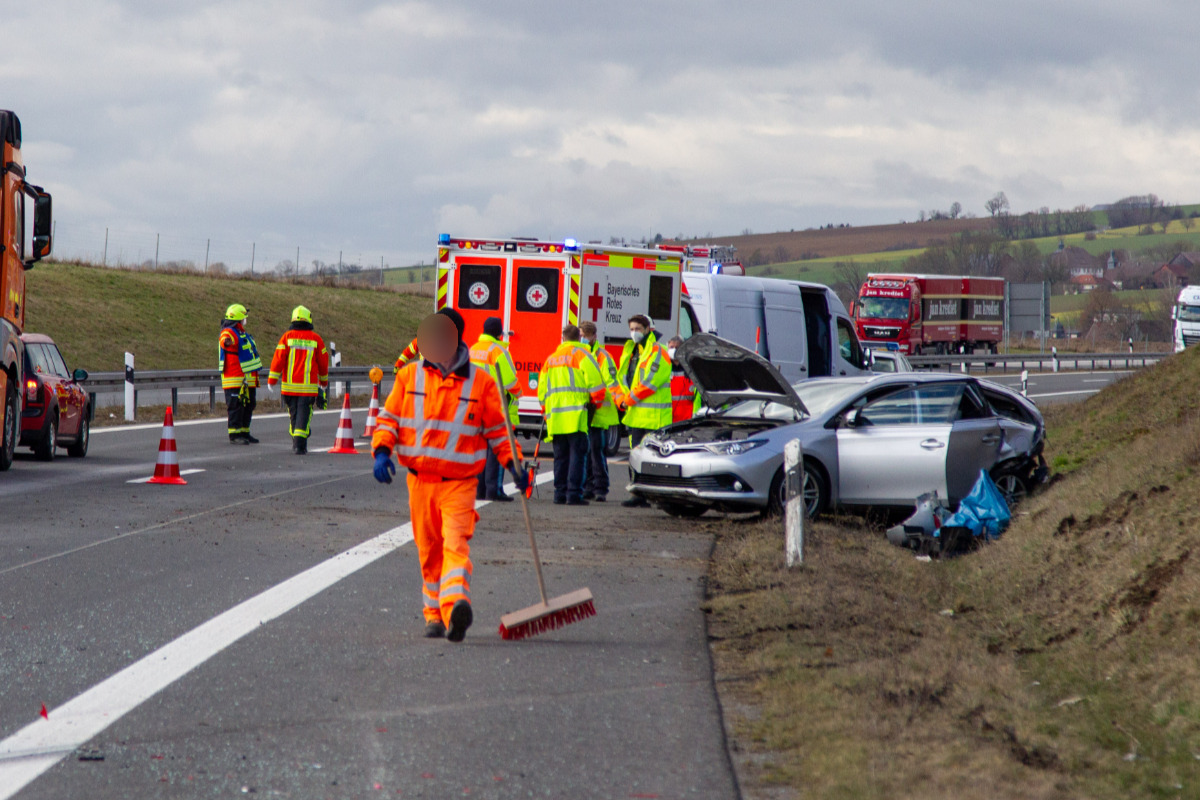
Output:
[0,110,54,470]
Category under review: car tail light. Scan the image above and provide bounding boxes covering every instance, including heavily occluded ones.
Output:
[25,378,39,403]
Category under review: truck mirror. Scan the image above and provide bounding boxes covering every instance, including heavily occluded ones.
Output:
[849,300,857,317]
[73,368,88,382]
[25,186,52,266]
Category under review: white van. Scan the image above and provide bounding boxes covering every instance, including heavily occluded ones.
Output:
[679,273,868,382]
[1172,285,1200,353]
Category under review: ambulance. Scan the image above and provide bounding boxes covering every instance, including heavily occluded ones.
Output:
[656,243,745,276]
[434,234,686,438]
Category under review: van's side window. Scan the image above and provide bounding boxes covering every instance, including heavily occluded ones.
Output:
[679,301,699,340]
[837,318,866,369]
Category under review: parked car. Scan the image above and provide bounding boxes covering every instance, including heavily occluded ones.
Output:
[627,333,1045,518]
[866,349,913,373]
[19,334,91,460]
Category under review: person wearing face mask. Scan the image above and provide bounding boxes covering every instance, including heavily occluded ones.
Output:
[579,320,618,502]
[666,335,698,423]
[616,315,673,508]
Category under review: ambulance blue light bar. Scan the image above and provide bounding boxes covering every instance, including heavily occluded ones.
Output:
[438,233,451,244]
[563,238,579,251]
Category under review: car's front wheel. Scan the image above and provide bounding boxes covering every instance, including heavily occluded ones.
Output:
[659,501,706,519]
[68,412,90,458]
[35,415,57,461]
[992,469,1029,507]
[767,459,829,519]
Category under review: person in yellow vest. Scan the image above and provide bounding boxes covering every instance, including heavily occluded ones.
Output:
[537,324,606,505]
[616,314,673,507]
[579,320,619,502]
[218,303,262,444]
[266,306,330,455]
[470,316,520,501]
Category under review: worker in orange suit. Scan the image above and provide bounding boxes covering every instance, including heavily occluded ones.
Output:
[666,335,698,422]
[372,309,527,642]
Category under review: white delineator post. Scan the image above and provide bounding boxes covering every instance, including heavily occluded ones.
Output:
[1021,369,1029,397]
[329,342,343,397]
[784,439,803,567]
[124,352,135,422]
[1052,346,1059,373]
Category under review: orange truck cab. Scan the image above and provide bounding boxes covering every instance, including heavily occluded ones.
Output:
[0,110,54,471]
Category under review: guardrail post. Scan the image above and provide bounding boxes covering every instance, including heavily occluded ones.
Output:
[124,352,135,422]
[170,387,178,412]
[785,439,803,567]
[209,385,216,412]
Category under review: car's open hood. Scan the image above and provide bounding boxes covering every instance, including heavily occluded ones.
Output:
[676,333,808,414]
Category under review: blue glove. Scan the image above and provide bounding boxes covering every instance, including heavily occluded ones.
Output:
[373,452,396,484]
[508,461,530,493]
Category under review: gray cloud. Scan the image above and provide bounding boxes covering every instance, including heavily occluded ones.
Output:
[3,1,1199,268]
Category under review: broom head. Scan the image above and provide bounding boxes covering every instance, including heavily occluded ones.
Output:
[498,587,595,640]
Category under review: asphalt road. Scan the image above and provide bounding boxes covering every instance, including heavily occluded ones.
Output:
[0,409,737,799]
[959,368,1133,404]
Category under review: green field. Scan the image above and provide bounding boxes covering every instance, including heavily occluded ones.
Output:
[25,263,433,372]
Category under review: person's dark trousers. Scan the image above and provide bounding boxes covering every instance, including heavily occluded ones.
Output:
[629,427,649,448]
[552,431,589,502]
[584,426,610,498]
[224,387,257,439]
[477,447,503,499]
[283,394,315,451]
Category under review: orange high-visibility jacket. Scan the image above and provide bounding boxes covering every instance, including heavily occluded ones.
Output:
[372,358,519,479]
[268,327,329,396]
[671,372,696,422]
[393,337,420,373]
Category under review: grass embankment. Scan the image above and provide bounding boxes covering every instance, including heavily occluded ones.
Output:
[24,263,432,372]
[707,346,1200,798]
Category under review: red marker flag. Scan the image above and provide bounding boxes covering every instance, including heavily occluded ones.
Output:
[39,703,48,719]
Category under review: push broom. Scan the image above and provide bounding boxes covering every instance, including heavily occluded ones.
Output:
[496,391,596,640]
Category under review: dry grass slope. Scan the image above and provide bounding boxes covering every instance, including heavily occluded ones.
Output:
[707,347,1200,799]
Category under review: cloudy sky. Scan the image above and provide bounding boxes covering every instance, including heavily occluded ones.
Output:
[5,1,1198,270]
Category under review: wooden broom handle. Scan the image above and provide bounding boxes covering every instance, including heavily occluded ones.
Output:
[497,383,549,606]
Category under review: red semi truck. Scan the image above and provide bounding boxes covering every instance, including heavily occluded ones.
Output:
[852,273,1004,355]
[0,110,53,470]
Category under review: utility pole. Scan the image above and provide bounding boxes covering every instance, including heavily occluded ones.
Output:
[155,233,160,270]
[205,238,210,272]
[251,242,255,274]
[103,228,108,266]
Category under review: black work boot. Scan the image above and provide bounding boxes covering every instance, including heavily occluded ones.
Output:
[424,620,446,638]
[230,434,250,445]
[294,437,307,455]
[446,601,473,643]
[243,432,260,444]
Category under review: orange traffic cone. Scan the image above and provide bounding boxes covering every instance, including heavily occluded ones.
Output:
[328,393,359,454]
[147,407,187,485]
[361,382,380,439]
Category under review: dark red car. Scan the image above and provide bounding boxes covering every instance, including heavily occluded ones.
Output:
[19,333,90,459]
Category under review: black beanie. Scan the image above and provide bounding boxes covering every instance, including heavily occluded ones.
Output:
[483,317,503,338]
[436,307,465,341]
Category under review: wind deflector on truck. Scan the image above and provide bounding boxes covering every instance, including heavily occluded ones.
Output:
[0,111,21,148]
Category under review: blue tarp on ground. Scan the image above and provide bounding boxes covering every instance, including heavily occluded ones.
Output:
[939,469,1011,541]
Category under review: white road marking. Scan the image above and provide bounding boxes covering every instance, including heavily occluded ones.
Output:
[1026,389,1102,399]
[125,468,206,484]
[0,469,556,798]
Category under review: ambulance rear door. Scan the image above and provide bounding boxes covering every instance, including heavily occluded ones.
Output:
[507,254,570,415]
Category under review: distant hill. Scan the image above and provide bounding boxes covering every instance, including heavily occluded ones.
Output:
[668,218,994,263]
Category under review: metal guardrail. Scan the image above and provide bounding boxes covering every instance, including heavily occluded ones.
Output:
[82,366,381,412]
[906,351,1168,374]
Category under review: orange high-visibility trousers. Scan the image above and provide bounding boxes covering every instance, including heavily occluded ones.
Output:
[407,472,479,624]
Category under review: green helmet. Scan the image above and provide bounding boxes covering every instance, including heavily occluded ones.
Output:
[291,305,313,324]
[224,303,248,321]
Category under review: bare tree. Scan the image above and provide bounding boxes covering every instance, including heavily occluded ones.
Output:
[949,201,962,219]
[773,245,791,264]
[985,191,1010,218]
[831,260,867,308]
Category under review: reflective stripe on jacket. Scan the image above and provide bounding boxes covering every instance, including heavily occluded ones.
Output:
[536,341,606,436]
[219,324,262,389]
[671,372,697,422]
[372,359,517,479]
[469,334,519,424]
[393,337,420,373]
[588,342,620,429]
[268,327,330,396]
[617,331,672,430]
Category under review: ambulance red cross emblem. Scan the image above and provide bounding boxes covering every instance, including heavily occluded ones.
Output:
[527,284,548,308]
[468,281,490,305]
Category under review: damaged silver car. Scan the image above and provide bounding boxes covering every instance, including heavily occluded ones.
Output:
[627,334,1046,518]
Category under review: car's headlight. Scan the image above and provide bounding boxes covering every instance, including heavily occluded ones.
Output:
[704,439,767,456]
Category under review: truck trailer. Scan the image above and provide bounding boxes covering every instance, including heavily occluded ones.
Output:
[852,273,1004,355]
